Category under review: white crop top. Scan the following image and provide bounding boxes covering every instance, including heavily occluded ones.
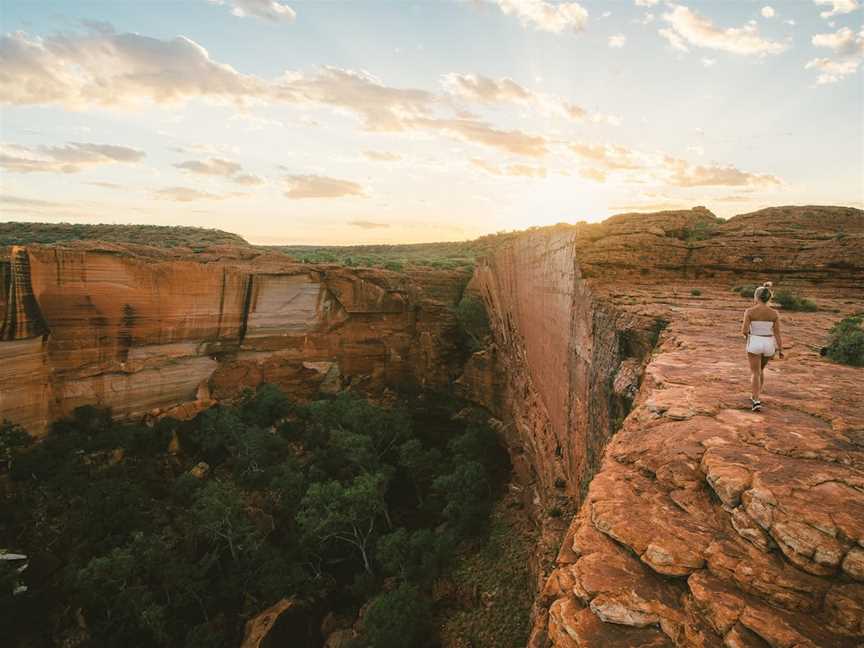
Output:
[749,320,774,336]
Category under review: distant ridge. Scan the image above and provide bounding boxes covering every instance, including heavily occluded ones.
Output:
[0,222,249,248]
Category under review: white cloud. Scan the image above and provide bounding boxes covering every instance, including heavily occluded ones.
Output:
[0,27,574,158]
[0,28,436,131]
[635,0,659,6]
[814,0,859,18]
[470,158,547,177]
[569,142,644,170]
[173,156,265,186]
[659,28,690,52]
[567,140,782,188]
[785,19,797,25]
[209,0,296,22]
[639,13,656,24]
[0,141,144,173]
[608,34,627,48]
[489,0,588,33]
[761,6,775,18]
[0,27,267,107]
[664,157,781,187]
[349,220,389,229]
[233,173,265,186]
[591,113,622,126]
[507,163,547,177]
[284,174,365,199]
[154,187,225,201]
[443,73,532,104]
[285,67,437,131]
[363,150,402,161]
[702,57,717,67]
[442,73,613,124]
[229,113,284,130]
[579,167,607,182]
[660,4,788,55]
[806,27,864,83]
[812,26,858,50]
[174,157,242,176]
[412,117,548,156]
[0,194,65,208]
[87,181,123,190]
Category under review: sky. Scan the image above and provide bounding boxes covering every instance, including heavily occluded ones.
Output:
[0,0,862,245]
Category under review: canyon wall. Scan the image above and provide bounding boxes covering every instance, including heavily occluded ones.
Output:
[0,243,469,435]
[462,205,864,648]
[466,228,659,526]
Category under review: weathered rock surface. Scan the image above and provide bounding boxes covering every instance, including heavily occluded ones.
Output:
[491,207,864,647]
[240,597,315,648]
[0,243,469,435]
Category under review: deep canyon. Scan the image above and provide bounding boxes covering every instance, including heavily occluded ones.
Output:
[2,205,863,647]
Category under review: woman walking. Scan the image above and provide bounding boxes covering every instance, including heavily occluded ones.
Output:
[742,282,784,411]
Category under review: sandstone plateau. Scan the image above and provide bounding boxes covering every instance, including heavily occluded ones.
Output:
[0,243,469,435]
[2,205,863,648]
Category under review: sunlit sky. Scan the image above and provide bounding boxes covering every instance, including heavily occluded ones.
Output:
[1,0,862,244]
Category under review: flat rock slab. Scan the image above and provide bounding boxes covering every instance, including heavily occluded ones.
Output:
[541,284,864,647]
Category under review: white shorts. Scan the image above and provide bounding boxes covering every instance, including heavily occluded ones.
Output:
[747,335,776,357]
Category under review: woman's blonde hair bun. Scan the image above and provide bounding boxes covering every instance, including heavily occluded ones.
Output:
[755,282,773,303]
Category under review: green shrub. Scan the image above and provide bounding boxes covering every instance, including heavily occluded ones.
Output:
[691,288,702,296]
[455,295,490,350]
[383,260,404,272]
[774,291,818,312]
[0,420,31,471]
[825,315,864,366]
[362,585,431,648]
[733,284,758,299]
[682,221,716,242]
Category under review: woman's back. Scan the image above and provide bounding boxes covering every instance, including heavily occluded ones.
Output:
[750,320,774,335]
[747,303,776,322]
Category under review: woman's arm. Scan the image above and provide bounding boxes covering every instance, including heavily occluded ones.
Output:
[741,311,751,337]
[773,316,784,356]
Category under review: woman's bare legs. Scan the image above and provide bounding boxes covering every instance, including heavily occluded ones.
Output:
[760,356,770,394]
[748,353,763,401]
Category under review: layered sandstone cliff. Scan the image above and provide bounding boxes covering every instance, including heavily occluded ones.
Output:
[460,205,864,647]
[0,242,469,435]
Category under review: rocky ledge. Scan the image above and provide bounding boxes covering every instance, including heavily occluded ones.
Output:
[535,282,864,647]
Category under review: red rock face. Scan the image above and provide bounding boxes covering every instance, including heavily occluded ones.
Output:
[0,243,469,435]
[466,206,863,648]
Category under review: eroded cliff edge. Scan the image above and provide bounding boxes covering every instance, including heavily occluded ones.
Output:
[462,205,863,647]
[0,243,469,435]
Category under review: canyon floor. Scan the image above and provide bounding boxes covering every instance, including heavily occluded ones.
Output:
[539,284,864,648]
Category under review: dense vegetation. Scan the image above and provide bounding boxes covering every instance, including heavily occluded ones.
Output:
[825,315,864,367]
[1,387,511,647]
[274,242,476,270]
[268,230,527,271]
[0,222,249,248]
